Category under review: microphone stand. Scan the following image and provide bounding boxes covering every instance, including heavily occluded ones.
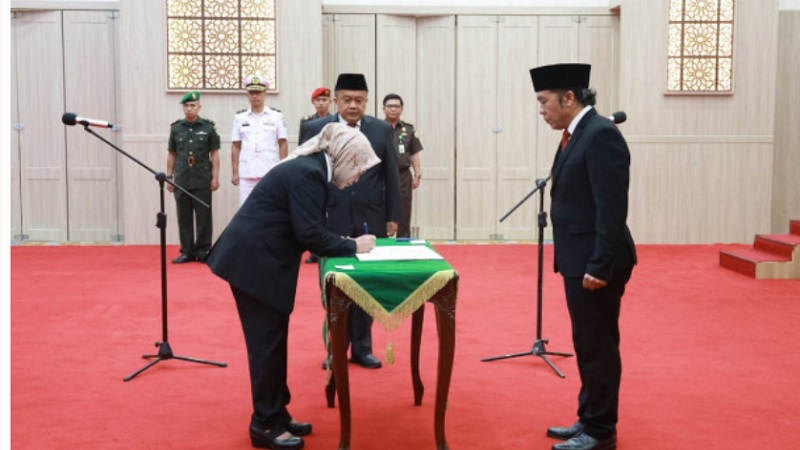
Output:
[75,126,227,381]
[481,176,572,378]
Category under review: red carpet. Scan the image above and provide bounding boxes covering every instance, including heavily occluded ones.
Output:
[10,244,800,449]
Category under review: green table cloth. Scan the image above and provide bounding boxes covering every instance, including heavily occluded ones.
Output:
[322,238,456,330]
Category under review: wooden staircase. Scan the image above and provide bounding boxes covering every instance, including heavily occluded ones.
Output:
[719,219,800,279]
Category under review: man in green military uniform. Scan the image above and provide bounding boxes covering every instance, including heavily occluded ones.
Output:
[382,93,423,238]
[167,91,221,263]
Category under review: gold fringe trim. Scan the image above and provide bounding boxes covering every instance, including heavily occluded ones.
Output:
[331,270,456,331]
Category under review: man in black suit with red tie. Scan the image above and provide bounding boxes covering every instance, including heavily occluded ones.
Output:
[299,73,402,370]
[530,63,637,450]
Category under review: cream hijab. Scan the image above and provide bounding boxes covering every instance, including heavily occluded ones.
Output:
[283,122,380,187]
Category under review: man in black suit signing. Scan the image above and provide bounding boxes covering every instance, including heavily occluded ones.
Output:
[299,73,402,370]
[530,64,637,450]
[207,123,379,450]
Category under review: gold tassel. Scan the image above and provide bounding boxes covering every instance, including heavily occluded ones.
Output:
[386,339,395,365]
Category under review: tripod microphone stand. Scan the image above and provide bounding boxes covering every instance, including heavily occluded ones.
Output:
[481,176,572,378]
[72,125,227,382]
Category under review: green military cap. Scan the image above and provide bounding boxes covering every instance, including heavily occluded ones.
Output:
[180,91,201,104]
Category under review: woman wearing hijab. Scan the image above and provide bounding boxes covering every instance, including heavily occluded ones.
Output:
[207,123,379,450]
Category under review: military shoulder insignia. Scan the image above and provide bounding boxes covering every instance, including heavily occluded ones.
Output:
[170,118,182,126]
[302,115,312,121]
[236,108,247,114]
[271,107,282,113]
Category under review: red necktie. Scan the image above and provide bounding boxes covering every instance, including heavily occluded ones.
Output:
[561,130,571,151]
[348,122,357,128]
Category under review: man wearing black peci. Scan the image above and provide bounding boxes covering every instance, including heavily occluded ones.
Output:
[530,63,637,450]
[299,73,402,370]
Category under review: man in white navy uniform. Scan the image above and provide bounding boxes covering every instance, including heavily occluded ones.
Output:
[231,74,289,206]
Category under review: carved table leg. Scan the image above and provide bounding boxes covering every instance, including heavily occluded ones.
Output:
[411,306,425,406]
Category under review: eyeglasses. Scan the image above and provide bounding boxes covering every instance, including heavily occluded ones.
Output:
[384,104,402,110]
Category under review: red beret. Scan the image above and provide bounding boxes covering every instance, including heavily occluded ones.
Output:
[311,87,331,100]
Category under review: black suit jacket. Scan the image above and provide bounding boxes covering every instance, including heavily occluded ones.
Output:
[207,152,357,315]
[550,108,637,281]
[299,114,402,237]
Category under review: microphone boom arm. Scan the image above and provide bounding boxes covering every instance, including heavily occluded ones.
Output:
[499,176,550,223]
[82,125,209,208]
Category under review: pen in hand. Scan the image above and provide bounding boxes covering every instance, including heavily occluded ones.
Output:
[363,222,369,235]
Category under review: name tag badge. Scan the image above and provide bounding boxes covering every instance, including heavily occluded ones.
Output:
[399,144,405,154]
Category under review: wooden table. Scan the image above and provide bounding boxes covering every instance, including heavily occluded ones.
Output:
[322,248,458,450]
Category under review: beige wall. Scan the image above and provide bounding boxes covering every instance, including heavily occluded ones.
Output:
[618,0,781,243]
[772,10,800,233]
[117,0,324,245]
[10,0,799,245]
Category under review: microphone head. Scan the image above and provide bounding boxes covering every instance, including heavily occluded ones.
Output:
[612,111,627,124]
[62,112,78,126]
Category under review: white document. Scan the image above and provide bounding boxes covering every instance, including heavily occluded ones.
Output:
[355,245,444,262]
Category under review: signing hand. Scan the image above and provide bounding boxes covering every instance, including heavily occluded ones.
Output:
[354,234,376,253]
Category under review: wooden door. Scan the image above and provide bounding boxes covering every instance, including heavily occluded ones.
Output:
[495,16,540,241]
[456,16,499,240]
[63,10,120,242]
[13,11,68,242]
[323,14,377,116]
[414,16,456,240]
[11,13,22,241]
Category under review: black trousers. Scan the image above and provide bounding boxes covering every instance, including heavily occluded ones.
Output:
[174,187,212,257]
[562,265,632,440]
[348,306,374,358]
[231,285,292,430]
[397,169,413,238]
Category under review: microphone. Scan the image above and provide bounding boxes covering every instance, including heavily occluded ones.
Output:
[62,112,115,129]
[606,111,626,124]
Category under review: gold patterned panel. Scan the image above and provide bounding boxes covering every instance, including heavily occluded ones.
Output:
[242,55,275,83]
[167,19,202,53]
[242,0,275,19]
[667,0,735,94]
[204,19,240,53]
[167,0,200,17]
[168,54,203,89]
[206,55,241,89]
[242,20,275,54]
[166,0,277,91]
[205,0,238,18]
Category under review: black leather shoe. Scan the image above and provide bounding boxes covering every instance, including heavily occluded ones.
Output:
[305,254,319,264]
[321,355,332,370]
[285,420,312,437]
[547,421,584,440]
[552,432,616,450]
[350,353,382,369]
[171,254,195,264]
[249,424,304,450]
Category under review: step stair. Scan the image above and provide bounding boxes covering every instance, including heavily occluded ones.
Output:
[719,220,800,279]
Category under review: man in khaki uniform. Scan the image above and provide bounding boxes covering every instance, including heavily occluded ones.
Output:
[166,91,221,263]
[382,93,423,238]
